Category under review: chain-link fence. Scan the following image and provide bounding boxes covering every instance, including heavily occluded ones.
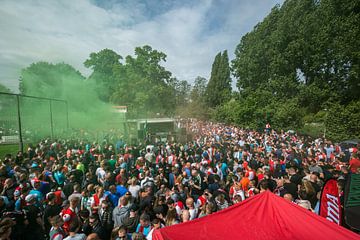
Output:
[0,92,68,151]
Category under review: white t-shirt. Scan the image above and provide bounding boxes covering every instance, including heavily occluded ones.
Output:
[128,185,141,198]
[96,167,106,181]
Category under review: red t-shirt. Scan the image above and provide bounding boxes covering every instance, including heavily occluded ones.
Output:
[349,158,360,173]
[60,207,76,233]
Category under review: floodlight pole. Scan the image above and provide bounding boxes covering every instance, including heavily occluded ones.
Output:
[16,95,23,153]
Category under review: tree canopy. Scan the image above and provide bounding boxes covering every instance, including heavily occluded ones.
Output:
[217,0,360,141]
[205,50,232,108]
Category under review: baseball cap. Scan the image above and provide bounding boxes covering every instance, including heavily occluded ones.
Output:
[61,200,70,207]
[14,190,20,197]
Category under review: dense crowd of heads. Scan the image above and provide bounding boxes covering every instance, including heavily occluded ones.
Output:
[0,119,359,240]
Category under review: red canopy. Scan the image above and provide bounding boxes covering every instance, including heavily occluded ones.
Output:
[153,191,360,240]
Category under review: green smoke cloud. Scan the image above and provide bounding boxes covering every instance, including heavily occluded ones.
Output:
[18,62,125,140]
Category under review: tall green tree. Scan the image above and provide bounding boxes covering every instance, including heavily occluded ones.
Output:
[111,45,175,117]
[206,51,232,108]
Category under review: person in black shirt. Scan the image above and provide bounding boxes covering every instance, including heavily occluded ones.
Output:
[283,175,298,199]
[24,194,45,240]
[289,167,302,186]
[89,215,107,240]
[43,193,61,236]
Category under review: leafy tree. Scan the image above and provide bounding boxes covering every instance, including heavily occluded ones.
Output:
[110,45,175,117]
[175,80,191,107]
[84,49,123,102]
[326,101,360,141]
[176,76,209,120]
[226,0,360,139]
[206,51,232,108]
[191,76,207,103]
[19,62,85,98]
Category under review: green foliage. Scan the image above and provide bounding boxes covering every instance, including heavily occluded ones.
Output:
[84,49,123,102]
[174,80,191,107]
[191,76,207,103]
[175,76,210,120]
[223,0,360,139]
[106,45,176,117]
[205,51,232,108]
[325,101,360,141]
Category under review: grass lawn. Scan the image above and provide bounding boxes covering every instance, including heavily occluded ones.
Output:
[0,144,21,159]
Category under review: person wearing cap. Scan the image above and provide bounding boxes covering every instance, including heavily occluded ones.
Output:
[14,185,30,211]
[24,194,45,240]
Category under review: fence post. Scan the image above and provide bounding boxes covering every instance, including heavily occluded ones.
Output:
[16,95,23,153]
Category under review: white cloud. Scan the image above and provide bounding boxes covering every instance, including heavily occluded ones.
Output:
[0,0,283,92]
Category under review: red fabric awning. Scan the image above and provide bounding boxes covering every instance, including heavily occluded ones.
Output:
[153,191,360,240]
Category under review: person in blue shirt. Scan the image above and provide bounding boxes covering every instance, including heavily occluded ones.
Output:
[53,165,65,186]
[116,181,128,198]
[29,181,44,206]
[104,185,120,208]
[221,161,228,179]
[136,213,152,237]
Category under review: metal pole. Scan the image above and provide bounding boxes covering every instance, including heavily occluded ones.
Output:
[49,100,54,139]
[16,95,23,153]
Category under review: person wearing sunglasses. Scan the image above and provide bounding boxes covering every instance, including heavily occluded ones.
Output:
[115,226,129,240]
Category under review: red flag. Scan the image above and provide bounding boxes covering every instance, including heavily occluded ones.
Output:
[319,179,342,225]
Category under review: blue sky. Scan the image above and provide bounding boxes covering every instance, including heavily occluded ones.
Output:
[0,0,283,92]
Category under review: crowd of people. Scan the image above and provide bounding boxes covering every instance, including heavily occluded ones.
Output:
[0,119,359,240]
